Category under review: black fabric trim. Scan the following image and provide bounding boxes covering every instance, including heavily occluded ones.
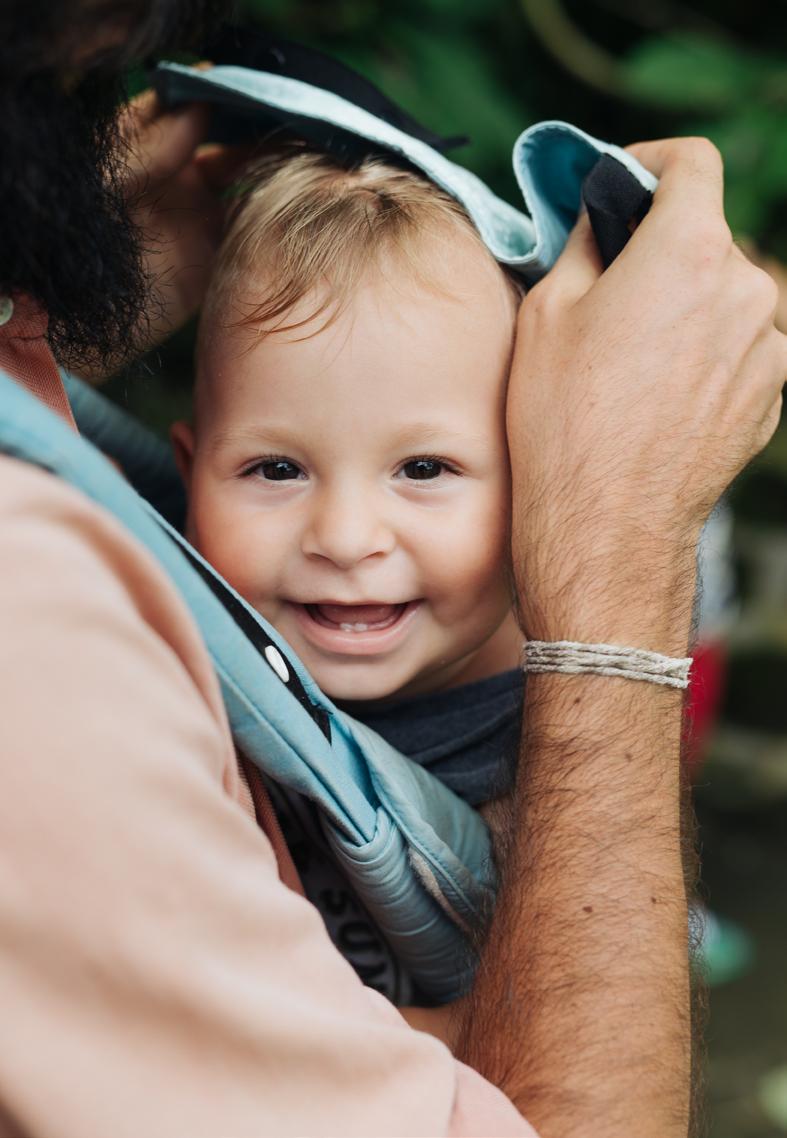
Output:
[582,154,653,268]
[169,531,332,742]
[202,25,469,155]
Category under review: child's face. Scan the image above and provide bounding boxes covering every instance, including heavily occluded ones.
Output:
[176,236,520,702]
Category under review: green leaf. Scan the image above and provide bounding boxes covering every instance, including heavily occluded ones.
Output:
[688,107,787,234]
[759,1067,787,1130]
[398,0,502,23]
[621,33,761,112]
[377,23,530,177]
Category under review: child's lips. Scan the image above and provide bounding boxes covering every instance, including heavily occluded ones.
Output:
[286,599,421,656]
[307,601,404,632]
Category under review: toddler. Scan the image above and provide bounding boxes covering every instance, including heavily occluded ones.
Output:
[172,143,526,998]
[173,142,526,798]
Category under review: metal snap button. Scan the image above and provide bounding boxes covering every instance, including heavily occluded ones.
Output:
[264,644,290,683]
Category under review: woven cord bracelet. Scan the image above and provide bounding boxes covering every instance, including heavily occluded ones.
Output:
[522,641,693,690]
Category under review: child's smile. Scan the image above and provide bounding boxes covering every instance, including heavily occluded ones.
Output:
[286,599,421,655]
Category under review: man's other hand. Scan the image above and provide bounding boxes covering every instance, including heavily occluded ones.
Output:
[111,78,249,370]
[507,136,786,648]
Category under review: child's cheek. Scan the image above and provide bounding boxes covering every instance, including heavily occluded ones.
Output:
[422,502,509,606]
[189,486,275,604]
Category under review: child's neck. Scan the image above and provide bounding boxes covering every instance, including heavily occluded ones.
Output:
[336,611,524,713]
[439,609,523,692]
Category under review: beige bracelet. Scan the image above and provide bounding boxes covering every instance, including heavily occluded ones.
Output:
[522,640,693,690]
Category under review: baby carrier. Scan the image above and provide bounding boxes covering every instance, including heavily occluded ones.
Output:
[0,37,656,1004]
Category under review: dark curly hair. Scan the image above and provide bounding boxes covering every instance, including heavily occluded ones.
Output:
[0,0,231,370]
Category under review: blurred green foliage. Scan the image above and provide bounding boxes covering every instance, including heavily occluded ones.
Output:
[232,0,787,251]
[622,32,787,236]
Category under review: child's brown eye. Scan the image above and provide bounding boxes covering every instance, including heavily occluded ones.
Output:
[402,459,444,480]
[256,459,304,481]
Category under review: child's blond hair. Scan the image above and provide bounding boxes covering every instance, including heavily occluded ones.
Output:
[200,141,522,342]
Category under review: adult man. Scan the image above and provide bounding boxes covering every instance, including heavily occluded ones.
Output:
[0,2,783,1136]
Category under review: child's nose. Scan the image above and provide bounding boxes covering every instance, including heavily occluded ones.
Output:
[301,487,395,569]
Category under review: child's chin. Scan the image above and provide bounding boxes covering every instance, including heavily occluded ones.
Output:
[311,665,409,706]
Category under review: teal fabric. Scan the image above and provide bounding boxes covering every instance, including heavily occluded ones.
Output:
[0,370,494,1002]
[154,62,656,281]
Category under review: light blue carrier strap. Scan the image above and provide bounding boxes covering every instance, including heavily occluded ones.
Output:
[0,369,494,1002]
[154,62,655,282]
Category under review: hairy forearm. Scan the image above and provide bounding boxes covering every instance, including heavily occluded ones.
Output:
[459,128,787,1138]
[454,553,697,1138]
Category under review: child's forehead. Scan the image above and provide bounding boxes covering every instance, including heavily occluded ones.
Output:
[212,224,515,336]
[195,229,518,424]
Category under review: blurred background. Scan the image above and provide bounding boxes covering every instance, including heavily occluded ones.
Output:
[117,3,787,1133]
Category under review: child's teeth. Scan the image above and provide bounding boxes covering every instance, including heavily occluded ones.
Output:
[340,622,369,632]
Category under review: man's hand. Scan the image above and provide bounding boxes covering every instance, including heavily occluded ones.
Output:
[508,137,785,649]
[83,80,250,379]
[454,138,785,1138]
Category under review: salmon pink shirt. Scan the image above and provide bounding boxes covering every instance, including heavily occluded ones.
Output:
[0,295,536,1137]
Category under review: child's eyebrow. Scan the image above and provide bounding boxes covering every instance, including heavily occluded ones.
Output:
[386,422,490,450]
[208,421,490,453]
[208,423,298,452]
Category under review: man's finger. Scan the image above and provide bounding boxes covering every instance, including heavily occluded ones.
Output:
[122,96,211,185]
[195,144,261,192]
[542,209,604,303]
[627,136,725,229]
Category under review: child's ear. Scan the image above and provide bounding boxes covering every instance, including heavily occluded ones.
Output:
[170,420,196,488]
